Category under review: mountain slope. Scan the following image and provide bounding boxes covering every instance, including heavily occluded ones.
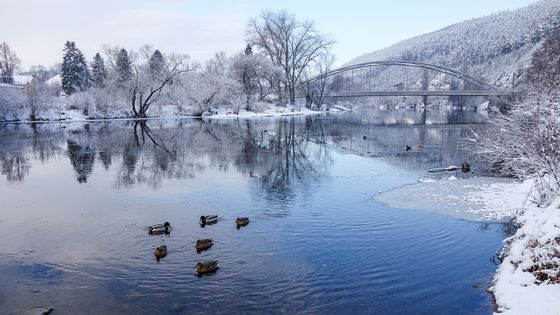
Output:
[345,0,560,88]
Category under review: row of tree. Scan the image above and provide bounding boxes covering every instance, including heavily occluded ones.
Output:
[28,10,335,119]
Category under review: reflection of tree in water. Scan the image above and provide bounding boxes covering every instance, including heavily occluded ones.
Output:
[229,118,331,206]
[0,153,31,182]
[115,121,201,188]
[31,124,63,162]
[98,151,112,170]
[262,119,321,193]
[67,140,96,183]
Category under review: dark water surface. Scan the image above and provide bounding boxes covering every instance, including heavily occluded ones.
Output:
[0,110,508,314]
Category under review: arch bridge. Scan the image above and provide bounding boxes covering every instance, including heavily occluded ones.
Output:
[297,60,510,98]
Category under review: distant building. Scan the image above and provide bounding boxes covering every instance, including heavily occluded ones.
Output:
[12,75,35,86]
[45,74,65,96]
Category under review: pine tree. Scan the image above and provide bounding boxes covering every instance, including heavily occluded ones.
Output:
[61,41,91,95]
[149,49,165,74]
[244,44,253,56]
[75,49,92,91]
[91,52,107,88]
[116,49,132,85]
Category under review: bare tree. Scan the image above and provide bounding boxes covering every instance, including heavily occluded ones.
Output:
[465,30,560,203]
[247,10,335,105]
[0,42,22,84]
[110,46,198,118]
[231,46,281,109]
[303,52,340,109]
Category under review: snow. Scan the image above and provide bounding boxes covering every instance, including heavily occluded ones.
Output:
[376,176,532,221]
[45,74,61,87]
[345,0,560,89]
[491,197,560,315]
[12,75,34,85]
[201,104,323,120]
[0,101,325,123]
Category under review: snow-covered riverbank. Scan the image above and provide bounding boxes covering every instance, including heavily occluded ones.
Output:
[377,176,560,314]
[0,103,349,124]
[491,193,560,315]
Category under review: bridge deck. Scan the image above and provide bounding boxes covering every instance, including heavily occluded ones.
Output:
[296,90,510,98]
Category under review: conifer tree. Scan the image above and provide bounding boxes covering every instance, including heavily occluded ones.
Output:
[149,49,165,74]
[61,41,91,95]
[91,52,107,88]
[116,48,132,85]
[244,43,253,56]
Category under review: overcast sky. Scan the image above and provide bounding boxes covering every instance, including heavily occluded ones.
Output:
[2,0,538,69]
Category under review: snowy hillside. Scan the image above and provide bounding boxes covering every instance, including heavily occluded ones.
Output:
[345,0,560,88]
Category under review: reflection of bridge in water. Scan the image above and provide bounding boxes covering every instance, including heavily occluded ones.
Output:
[298,60,512,99]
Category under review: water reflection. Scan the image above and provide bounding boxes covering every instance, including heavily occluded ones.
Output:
[1,152,31,182]
[0,109,486,188]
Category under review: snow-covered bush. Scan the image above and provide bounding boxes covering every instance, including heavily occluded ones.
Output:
[178,71,241,116]
[467,29,560,204]
[0,86,26,121]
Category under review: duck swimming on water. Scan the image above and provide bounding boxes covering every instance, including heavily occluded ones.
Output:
[149,222,172,235]
[196,260,219,275]
[195,239,213,252]
[235,217,250,229]
[200,215,218,227]
[154,245,167,261]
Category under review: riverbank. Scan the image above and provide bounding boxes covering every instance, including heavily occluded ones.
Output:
[0,103,350,124]
[491,187,560,314]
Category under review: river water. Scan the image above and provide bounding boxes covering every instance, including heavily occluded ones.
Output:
[0,109,510,314]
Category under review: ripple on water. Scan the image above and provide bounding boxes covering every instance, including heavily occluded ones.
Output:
[0,117,503,314]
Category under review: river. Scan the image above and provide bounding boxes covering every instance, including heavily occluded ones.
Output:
[0,109,511,314]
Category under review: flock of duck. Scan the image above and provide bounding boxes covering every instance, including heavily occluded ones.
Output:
[148,215,250,275]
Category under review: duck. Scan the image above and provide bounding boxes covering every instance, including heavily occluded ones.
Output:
[199,215,218,226]
[405,145,411,152]
[416,144,424,149]
[196,260,219,275]
[154,245,167,261]
[235,217,250,229]
[195,239,214,252]
[149,222,172,235]
[461,161,471,173]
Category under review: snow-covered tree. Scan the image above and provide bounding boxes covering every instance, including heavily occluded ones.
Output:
[181,71,240,116]
[467,30,560,203]
[301,52,341,109]
[91,53,107,88]
[527,28,560,98]
[231,48,281,109]
[0,42,21,84]
[149,49,165,74]
[116,48,133,85]
[114,46,197,118]
[61,41,92,95]
[244,43,253,56]
[247,10,335,104]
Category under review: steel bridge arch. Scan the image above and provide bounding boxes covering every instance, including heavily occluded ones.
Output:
[304,60,498,91]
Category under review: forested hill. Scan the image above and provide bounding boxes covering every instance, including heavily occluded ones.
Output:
[345,0,560,88]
